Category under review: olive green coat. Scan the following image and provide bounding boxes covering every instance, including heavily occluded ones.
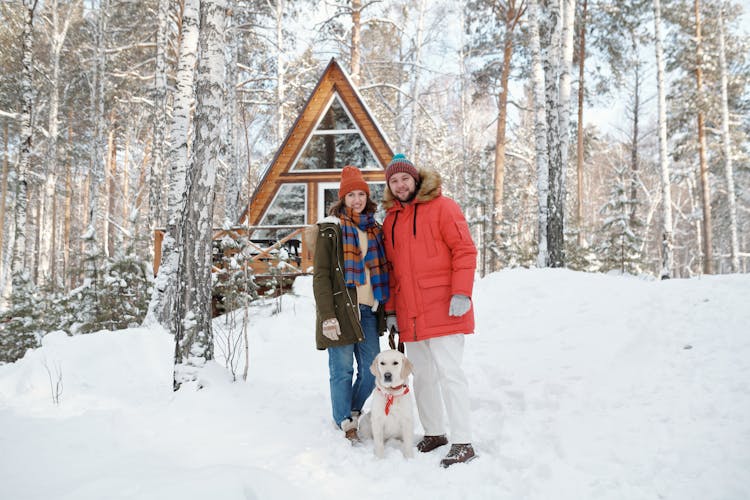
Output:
[312,217,386,350]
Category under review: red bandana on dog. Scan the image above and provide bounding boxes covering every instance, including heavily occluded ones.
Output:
[378,386,410,415]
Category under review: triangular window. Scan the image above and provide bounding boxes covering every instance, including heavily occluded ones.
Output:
[255,183,306,239]
[292,94,379,171]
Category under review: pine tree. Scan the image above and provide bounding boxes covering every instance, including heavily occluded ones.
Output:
[597,164,645,275]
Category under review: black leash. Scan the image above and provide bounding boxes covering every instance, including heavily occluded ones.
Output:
[388,326,405,353]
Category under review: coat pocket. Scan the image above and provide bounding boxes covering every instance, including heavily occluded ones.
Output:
[417,275,453,325]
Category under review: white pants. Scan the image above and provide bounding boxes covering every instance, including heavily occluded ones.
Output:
[406,334,472,444]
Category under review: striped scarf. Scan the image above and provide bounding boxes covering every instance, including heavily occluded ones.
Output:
[340,207,390,303]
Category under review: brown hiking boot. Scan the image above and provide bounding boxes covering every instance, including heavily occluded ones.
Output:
[344,428,361,444]
[417,434,449,453]
[440,443,476,468]
[341,417,360,445]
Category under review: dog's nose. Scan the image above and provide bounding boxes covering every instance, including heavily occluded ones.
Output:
[384,372,392,382]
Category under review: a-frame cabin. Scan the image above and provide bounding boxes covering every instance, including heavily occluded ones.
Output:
[153,58,394,278]
[226,57,394,274]
[240,57,392,229]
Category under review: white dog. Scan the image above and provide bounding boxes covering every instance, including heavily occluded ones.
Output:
[358,349,414,459]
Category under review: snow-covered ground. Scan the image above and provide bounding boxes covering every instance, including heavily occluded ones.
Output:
[1,269,748,500]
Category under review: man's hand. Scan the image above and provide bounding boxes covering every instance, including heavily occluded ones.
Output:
[322,318,341,341]
[448,295,471,317]
[386,314,399,333]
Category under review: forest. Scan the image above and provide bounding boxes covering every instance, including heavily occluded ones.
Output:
[0,0,748,374]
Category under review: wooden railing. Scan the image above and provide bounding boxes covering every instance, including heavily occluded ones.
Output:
[153,225,313,277]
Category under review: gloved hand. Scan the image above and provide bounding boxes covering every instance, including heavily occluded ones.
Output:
[322,318,341,341]
[448,294,471,317]
[386,313,399,333]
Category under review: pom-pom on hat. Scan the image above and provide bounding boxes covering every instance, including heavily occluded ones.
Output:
[338,165,370,200]
[385,153,419,183]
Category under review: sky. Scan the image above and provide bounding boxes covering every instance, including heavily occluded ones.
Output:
[1,269,749,500]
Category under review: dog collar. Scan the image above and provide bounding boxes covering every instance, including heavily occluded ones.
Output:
[378,385,410,416]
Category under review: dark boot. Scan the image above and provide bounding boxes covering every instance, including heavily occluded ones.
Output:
[439,443,476,468]
[416,434,448,453]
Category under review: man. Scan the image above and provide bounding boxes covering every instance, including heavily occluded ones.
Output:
[382,153,478,467]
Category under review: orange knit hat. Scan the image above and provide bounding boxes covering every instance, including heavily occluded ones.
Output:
[338,165,370,199]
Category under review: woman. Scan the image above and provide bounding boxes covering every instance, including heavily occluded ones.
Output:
[312,165,389,443]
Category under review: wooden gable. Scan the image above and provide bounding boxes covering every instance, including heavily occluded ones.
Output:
[239,58,393,227]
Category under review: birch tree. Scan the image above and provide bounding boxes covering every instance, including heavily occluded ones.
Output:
[653,0,674,279]
[149,0,169,234]
[222,0,241,225]
[84,0,108,284]
[717,5,740,272]
[528,0,549,267]
[12,0,37,294]
[273,0,287,144]
[530,0,574,267]
[37,0,79,287]
[574,0,586,246]
[173,0,226,391]
[547,0,574,268]
[0,121,9,278]
[693,0,712,273]
[146,0,199,328]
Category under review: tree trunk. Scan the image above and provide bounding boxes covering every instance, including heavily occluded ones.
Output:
[575,0,587,247]
[122,131,130,245]
[149,0,170,234]
[552,0,574,267]
[32,186,40,284]
[39,4,59,286]
[350,0,361,85]
[694,0,712,274]
[64,112,72,287]
[630,49,641,227]
[173,0,226,391]
[529,0,549,268]
[38,0,77,287]
[0,121,9,266]
[145,0,199,328]
[105,117,116,258]
[275,0,285,144]
[541,0,564,267]
[653,0,674,279]
[12,1,36,291]
[223,1,241,225]
[717,6,739,273]
[491,1,522,272]
[408,0,426,158]
[85,0,108,282]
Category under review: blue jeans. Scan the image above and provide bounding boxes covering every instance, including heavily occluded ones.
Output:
[328,304,380,427]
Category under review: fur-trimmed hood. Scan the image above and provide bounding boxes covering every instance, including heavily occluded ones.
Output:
[382,168,442,211]
[316,215,341,226]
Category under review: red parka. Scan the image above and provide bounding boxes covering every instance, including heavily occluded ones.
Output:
[383,169,478,342]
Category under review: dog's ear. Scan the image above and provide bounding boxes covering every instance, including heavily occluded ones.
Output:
[370,355,380,377]
[401,355,413,379]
